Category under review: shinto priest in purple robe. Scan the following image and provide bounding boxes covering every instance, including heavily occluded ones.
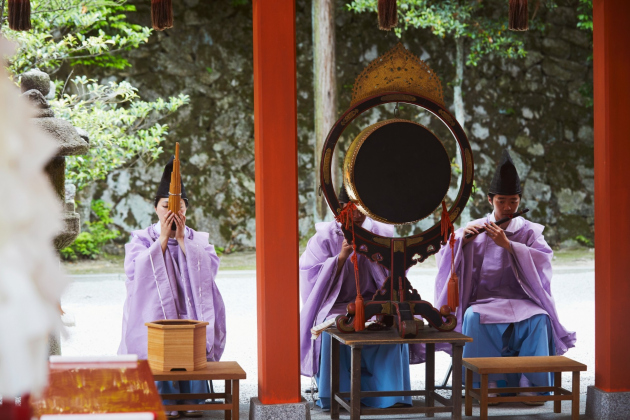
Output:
[435,150,576,391]
[118,156,226,408]
[300,187,420,410]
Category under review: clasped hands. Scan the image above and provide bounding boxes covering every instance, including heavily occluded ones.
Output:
[159,209,187,254]
[462,221,511,251]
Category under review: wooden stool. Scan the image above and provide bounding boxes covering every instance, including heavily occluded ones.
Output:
[462,356,586,420]
[151,361,246,420]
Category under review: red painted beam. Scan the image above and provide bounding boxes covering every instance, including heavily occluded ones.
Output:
[253,0,301,405]
[593,0,630,393]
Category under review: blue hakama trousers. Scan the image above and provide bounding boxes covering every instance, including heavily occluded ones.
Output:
[156,380,209,405]
[315,331,412,410]
[462,307,556,387]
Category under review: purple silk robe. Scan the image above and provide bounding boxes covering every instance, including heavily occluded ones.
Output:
[118,223,226,362]
[300,218,424,377]
[434,214,576,355]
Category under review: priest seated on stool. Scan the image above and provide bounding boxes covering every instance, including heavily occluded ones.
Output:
[434,149,576,405]
[300,186,423,410]
[118,155,226,419]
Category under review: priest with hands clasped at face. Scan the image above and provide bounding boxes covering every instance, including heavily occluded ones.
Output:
[434,150,575,403]
[118,155,226,420]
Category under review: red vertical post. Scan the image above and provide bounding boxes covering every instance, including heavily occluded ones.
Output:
[253,0,301,404]
[593,0,630,393]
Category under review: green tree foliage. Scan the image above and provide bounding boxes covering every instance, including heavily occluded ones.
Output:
[1,0,152,75]
[577,0,593,32]
[1,0,190,191]
[54,76,189,190]
[575,0,593,106]
[347,0,544,66]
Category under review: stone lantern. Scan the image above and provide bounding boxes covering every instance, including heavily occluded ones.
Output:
[20,69,89,250]
[20,69,90,355]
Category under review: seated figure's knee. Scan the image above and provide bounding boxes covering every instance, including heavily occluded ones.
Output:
[462,307,480,335]
[463,307,479,324]
[529,313,551,330]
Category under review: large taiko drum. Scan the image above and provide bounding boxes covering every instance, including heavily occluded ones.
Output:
[343,119,451,225]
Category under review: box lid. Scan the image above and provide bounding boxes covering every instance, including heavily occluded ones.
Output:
[145,319,209,329]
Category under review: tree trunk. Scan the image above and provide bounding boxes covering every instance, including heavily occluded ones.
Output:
[454,36,466,129]
[312,0,338,223]
[0,0,6,34]
[453,36,471,226]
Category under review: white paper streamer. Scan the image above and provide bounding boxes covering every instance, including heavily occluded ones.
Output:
[0,36,68,398]
[49,355,139,364]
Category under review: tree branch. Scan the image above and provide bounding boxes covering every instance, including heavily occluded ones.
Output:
[61,69,74,97]
[62,46,132,60]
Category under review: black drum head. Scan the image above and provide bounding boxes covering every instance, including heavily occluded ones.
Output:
[350,120,451,224]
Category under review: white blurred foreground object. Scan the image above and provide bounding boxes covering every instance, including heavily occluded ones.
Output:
[41,414,155,420]
[49,355,138,364]
[0,37,68,397]
[310,319,335,339]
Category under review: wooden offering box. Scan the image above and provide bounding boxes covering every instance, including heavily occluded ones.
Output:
[146,319,209,372]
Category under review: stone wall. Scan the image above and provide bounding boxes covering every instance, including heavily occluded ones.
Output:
[96,0,593,249]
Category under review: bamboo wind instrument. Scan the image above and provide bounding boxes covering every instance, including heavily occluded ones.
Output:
[464,208,530,239]
[168,142,181,231]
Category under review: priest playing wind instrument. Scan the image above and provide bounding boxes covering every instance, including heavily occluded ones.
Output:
[118,144,226,419]
[434,149,575,403]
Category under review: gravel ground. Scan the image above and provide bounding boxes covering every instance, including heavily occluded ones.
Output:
[60,263,594,419]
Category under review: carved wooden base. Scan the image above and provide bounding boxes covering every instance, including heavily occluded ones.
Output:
[335,276,456,337]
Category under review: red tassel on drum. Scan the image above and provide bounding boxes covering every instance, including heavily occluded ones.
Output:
[8,0,31,31]
[337,201,366,331]
[441,200,459,311]
[509,0,529,31]
[378,0,398,31]
[350,238,366,331]
[354,294,365,332]
[447,273,459,311]
[151,0,173,31]
[447,232,459,311]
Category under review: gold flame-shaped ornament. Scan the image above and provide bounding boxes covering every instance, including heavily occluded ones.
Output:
[350,43,445,107]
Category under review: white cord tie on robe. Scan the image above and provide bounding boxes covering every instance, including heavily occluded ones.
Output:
[148,252,167,319]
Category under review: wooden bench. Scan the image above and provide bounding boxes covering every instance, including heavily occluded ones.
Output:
[151,361,246,420]
[462,356,586,420]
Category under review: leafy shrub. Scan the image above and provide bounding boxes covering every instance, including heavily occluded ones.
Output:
[575,235,594,248]
[60,200,120,260]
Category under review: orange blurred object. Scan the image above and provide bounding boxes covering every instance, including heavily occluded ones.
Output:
[168,142,181,215]
[30,360,165,419]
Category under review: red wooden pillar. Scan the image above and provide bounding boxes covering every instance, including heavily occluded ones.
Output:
[593,0,630,393]
[253,0,301,404]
